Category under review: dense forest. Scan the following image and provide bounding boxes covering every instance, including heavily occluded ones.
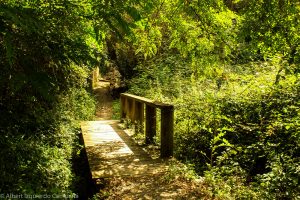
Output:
[0,0,299,199]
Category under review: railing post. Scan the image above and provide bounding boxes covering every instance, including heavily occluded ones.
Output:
[124,96,129,119]
[134,101,144,133]
[145,105,156,144]
[160,106,174,158]
[120,95,126,120]
[131,99,136,122]
[127,98,134,121]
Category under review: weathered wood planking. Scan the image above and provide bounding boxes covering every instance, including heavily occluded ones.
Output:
[81,120,168,179]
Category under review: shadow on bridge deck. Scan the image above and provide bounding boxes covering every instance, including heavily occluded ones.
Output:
[80,120,168,179]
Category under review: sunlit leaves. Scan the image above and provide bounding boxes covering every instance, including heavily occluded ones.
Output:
[241,0,300,62]
[132,20,162,59]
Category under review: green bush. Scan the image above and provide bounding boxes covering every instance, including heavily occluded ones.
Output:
[129,59,300,199]
[0,86,95,194]
[204,165,261,199]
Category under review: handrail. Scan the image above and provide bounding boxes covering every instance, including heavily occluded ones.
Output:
[120,93,174,158]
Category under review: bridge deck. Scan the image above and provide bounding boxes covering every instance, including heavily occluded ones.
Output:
[81,120,168,178]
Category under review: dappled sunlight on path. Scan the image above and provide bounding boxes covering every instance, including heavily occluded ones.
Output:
[81,120,168,178]
[81,120,207,199]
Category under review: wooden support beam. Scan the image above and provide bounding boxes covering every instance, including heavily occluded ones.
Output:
[145,105,156,144]
[160,106,174,158]
[124,96,129,119]
[131,99,136,122]
[127,98,134,121]
[134,101,144,133]
[121,93,172,108]
[120,95,126,120]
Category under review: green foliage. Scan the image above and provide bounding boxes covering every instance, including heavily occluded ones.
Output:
[1,0,299,198]
[163,159,199,183]
[111,99,121,119]
[204,165,261,199]
[126,1,300,198]
[131,58,300,198]
[257,154,300,199]
[240,0,300,63]
[0,86,95,194]
[0,0,97,195]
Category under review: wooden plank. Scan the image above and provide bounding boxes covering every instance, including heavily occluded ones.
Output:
[134,101,144,133]
[81,120,168,179]
[121,93,173,108]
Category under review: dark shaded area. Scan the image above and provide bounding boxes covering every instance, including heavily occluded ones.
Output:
[110,85,128,99]
[72,132,103,200]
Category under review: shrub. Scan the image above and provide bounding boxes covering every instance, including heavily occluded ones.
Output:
[130,59,300,198]
[0,71,95,194]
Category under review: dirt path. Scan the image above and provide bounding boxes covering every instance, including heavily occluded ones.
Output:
[94,80,113,120]
[96,173,209,200]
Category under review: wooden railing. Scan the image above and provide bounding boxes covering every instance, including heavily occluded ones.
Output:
[120,93,174,158]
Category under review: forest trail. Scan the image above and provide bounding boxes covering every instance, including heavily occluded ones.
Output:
[94,80,113,120]
[81,80,204,199]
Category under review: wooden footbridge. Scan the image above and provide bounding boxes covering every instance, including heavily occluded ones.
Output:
[81,93,174,179]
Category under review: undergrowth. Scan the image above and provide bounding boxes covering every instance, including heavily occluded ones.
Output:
[111,100,121,120]
[0,68,95,195]
[129,60,300,199]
